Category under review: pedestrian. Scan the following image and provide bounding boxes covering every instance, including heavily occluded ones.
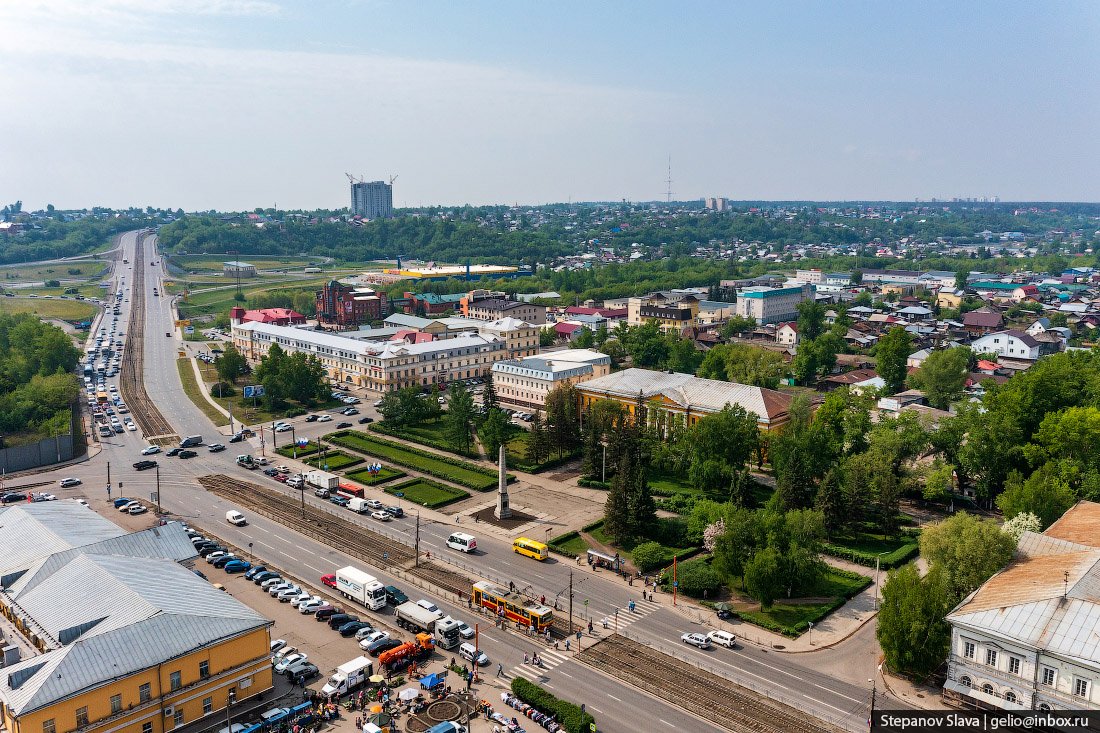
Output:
[565,639,570,651]
[540,594,545,605]
[524,652,530,664]
[588,620,593,633]
[355,716,361,730]
[468,597,473,609]
[496,662,504,677]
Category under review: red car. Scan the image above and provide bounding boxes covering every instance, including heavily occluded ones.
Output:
[321,574,336,588]
[273,474,288,483]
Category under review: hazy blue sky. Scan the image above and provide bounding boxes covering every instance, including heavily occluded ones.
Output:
[1,1,1097,210]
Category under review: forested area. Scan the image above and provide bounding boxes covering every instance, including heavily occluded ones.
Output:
[0,314,81,443]
[0,215,155,264]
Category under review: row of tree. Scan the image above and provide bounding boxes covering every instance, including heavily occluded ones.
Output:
[0,314,81,443]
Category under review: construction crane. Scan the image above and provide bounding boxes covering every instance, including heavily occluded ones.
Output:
[345,172,364,185]
[388,174,399,186]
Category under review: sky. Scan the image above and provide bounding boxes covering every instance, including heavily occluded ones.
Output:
[1,1,1098,211]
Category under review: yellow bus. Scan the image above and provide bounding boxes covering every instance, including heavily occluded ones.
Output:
[512,537,548,561]
[96,391,109,404]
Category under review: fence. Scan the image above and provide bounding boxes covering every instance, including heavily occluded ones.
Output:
[0,410,83,473]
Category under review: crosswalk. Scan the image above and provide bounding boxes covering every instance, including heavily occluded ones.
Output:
[510,646,570,682]
[593,595,662,632]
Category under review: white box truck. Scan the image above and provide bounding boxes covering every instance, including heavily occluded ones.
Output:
[394,602,463,650]
[347,497,370,514]
[321,656,373,697]
[305,470,340,491]
[335,566,387,610]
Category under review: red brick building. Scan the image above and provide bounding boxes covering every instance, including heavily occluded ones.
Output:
[315,280,387,327]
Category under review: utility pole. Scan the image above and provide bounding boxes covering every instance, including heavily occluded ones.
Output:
[415,512,421,568]
[868,678,876,732]
[568,570,574,634]
[155,465,161,514]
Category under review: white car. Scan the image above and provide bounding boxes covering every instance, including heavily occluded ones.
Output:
[355,626,378,641]
[457,622,475,639]
[58,478,81,488]
[706,630,738,649]
[127,504,147,515]
[118,501,140,512]
[34,492,58,501]
[270,639,288,654]
[365,498,383,510]
[275,465,291,474]
[681,632,711,649]
[277,586,303,602]
[290,592,317,608]
[267,582,295,596]
[141,445,160,455]
[274,424,292,433]
[370,510,391,522]
[206,551,233,564]
[316,414,332,422]
[299,599,325,615]
[360,630,388,646]
[274,653,306,674]
[126,422,137,431]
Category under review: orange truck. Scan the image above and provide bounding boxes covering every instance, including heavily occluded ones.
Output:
[379,633,434,671]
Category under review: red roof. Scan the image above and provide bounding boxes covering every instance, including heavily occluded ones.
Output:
[555,323,581,335]
[241,308,306,324]
[564,306,628,318]
[392,330,434,344]
[976,359,999,371]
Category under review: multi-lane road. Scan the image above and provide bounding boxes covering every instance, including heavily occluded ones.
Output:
[34,229,892,733]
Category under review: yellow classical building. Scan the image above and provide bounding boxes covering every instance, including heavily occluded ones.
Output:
[0,503,273,733]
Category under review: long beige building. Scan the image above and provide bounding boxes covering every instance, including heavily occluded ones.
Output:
[232,321,510,391]
[491,349,611,411]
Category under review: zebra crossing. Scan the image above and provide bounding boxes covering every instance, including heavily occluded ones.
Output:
[509,646,570,682]
[593,595,662,632]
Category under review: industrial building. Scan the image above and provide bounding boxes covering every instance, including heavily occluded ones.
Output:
[0,502,273,733]
[221,261,256,278]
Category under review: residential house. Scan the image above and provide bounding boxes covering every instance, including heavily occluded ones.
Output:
[963,309,1004,336]
[970,330,1042,360]
[775,322,798,346]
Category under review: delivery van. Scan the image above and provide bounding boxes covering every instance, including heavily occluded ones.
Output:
[447,532,477,553]
[226,510,247,526]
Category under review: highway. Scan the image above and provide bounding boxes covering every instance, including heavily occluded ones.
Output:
[40,229,887,733]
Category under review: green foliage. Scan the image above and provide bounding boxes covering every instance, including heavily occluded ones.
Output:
[509,678,595,733]
[696,343,788,388]
[909,347,970,409]
[544,383,581,458]
[444,381,475,454]
[687,405,760,503]
[253,343,329,408]
[1001,511,1042,541]
[382,478,470,508]
[922,460,954,502]
[378,387,434,428]
[329,429,502,490]
[719,315,757,339]
[345,465,406,486]
[875,326,913,394]
[670,558,723,598]
[797,300,827,341]
[996,467,1076,529]
[631,541,667,572]
[818,538,920,569]
[919,512,1016,601]
[745,546,784,609]
[210,381,237,398]
[602,420,655,545]
[877,565,953,678]
[0,215,153,265]
[214,344,248,384]
[0,314,81,442]
[477,408,510,458]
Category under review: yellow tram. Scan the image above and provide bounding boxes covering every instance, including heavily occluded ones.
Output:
[471,581,553,633]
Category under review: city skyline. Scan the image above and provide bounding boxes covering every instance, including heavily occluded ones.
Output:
[1,1,1098,211]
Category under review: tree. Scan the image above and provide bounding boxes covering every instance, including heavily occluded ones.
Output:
[995,466,1076,529]
[815,467,846,536]
[852,290,872,306]
[796,300,827,341]
[482,374,499,411]
[631,542,665,572]
[477,408,509,458]
[698,344,788,389]
[215,344,248,384]
[877,565,953,678]
[573,327,595,349]
[444,382,475,454]
[1002,511,1042,542]
[525,411,550,465]
[713,508,761,588]
[922,460,954,502]
[687,405,760,502]
[544,384,581,458]
[665,336,703,374]
[909,347,970,409]
[744,546,784,609]
[720,315,757,340]
[875,326,913,395]
[920,512,1016,601]
[539,328,555,347]
[955,269,969,290]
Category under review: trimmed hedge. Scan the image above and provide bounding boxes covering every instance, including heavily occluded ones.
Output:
[370,421,478,458]
[548,531,584,558]
[326,430,509,491]
[577,478,610,490]
[820,540,919,569]
[275,443,321,458]
[345,466,406,486]
[510,678,595,733]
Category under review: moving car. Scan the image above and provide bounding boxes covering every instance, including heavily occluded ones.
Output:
[316,414,333,422]
[458,642,489,666]
[706,630,737,649]
[58,478,81,488]
[357,416,374,424]
[329,495,349,507]
[369,510,391,521]
[208,443,226,453]
[364,498,383,510]
[133,460,158,471]
[385,586,408,606]
[178,450,198,459]
[304,415,318,422]
[165,447,182,456]
[336,422,353,429]
[274,424,292,433]
[681,632,711,649]
[385,505,404,518]
[456,622,475,639]
[416,599,440,614]
[320,573,336,588]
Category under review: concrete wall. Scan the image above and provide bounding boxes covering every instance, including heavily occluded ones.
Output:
[0,410,83,473]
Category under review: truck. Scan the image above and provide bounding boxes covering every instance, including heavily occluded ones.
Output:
[180,435,203,448]
[335,566,387,610]
[394,602,463,650]
[347,497,372,514]
[236,455,256,469]
[378,633,434,673]
[305,469,339,491]
[320,656,373,698]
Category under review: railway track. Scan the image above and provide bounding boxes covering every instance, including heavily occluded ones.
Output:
[119,236,177,444]
[198,474,415,568]
[577,635,846,733]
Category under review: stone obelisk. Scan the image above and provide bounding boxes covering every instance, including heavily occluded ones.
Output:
[494,444,512,520]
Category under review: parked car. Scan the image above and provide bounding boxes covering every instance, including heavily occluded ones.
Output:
[199,544,226,558]
[299,599,325,614]
[316,414,333,422]
[358,630,388,648]
[260,576,285,589]
[270,638,288,654]
[681,632,711,649]
[253,571,280,585]
[208,443,226,453]
[458,642,489,666]
[127,504,147,515]
[1,492,27,504]
[141,445,160,455]
[133,460,158,471]
[314,605,340,621]
[338,620,372,637]
[354,626,379,641]
[292,663,320,681]
[276,586,304,602]
[274,654,307,675]
[178,450,198,459]
[212,554,240,568]
[274,424,292,433]
[58,477,82,488]
[165,447,182,457]
[304,415,318,422]
[223,560,252,573]
[244,565,268,580]
[365,638,403,657]
[357,416,374,425]
[327,613,357,629]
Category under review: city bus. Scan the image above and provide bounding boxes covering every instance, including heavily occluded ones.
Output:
[96,391,109,404]
[512,537,549,561]
[471,581,553,633]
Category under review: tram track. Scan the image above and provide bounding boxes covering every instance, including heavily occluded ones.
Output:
[119,235,177,444]
[577,635,845,733]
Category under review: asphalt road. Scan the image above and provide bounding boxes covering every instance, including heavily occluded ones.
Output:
[42,230,888,733]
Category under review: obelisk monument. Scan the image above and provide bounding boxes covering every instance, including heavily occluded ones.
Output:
[494,444,512,520]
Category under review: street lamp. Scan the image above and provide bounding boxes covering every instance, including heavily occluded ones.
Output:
[873,551,887,610]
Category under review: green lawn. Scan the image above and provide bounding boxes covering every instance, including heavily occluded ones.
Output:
[384,478,469,508]
[176,275,337,319]
[327,430,501,490]
[0,262,107,280]
[169,255,321,271]
[377,420,478,458]
[303,451,363,470]
[589,520,697,567]
[346,465,407,486]
[647,470,704,497]
[275,443,321,459]
[176,359,231,426]
[730,567,872,636]
[549,532,590,557]
[0,297,99,322]
[822,525,921,569]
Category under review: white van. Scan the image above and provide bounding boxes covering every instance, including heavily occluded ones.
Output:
[447,532,477,553]
[458,642,489,666]
[706,630,737,649]
[226,510,247,526]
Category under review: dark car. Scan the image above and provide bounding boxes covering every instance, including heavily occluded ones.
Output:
[192,569,207,580]
[336,422,352,429]
[244,565,268,580]
[365,637,403,656]
[212,555,239,569]
[329,495,350,507]
[341,407,359,415]
[263,468,279,476]
[253,571,280,585]
[327,613,356,630]
[338,620,371,637]
[133,460,158,471]
[198,544,226,558]
[315,606,342,621]
[178,450,198,459]
[293,663,320,681]
[385,585,408,606]
[385,506,404,518]
[112,497,134,508]
[223,560,251,573]
[304,415,318,422]
[165,447,182,457]
[357,416,374,425]
[228,434,245,443]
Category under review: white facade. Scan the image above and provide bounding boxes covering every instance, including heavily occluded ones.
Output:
[794,269,823,284]
[775,323,798,346]
[971,331,1041,360]
[732,284,813,325]
[491,349,611,411]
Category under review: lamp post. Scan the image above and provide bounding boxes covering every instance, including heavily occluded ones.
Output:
[873,551,887,610]
[225,688,236,733]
